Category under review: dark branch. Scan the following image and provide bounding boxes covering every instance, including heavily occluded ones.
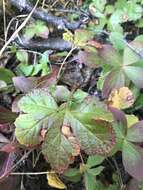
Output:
[9,0,85,30]
[14,36,73,51]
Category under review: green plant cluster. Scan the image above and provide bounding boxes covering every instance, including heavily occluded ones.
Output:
[1,0,143,189]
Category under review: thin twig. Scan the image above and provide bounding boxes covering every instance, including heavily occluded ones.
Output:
[2,0,6,42]
[6,14,28,42]
[11,171,55,175]
[112,157,124,189]
[0,150,33,181]
[57,46,77,80]
[0,0,40,57]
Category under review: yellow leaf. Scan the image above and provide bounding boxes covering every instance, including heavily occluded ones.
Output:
[63,30,74,43]
[126,114,139,128]
[108,87,134,109]
[47,172,66,189]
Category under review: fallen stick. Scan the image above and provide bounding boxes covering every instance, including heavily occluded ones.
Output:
[9,0,85,30]
[15,36,73,51]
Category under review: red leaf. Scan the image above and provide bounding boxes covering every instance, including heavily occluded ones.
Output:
[37,65,59,88]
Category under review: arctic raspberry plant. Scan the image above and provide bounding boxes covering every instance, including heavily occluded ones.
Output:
[15,87,116,172]
[14,85,143,182]
[94,36,143,98]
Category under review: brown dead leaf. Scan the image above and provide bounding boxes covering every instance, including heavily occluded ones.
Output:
[37,65,59,88]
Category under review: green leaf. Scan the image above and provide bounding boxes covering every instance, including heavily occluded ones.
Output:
[126,121,143,142]
[92,0,107,12]
[123,41,143,65]
[123,43,143,88]
[15,89,58,145]
[122,141,143,181]
[18,89,57,114]
[109,32,125,50]
[132,94,143,110]
[115,0,127,9]
[96,17,107,30]
[74,29,94,47]
[98,45,122,66]
[89,1,106,18]
[63,168,81,182]
[38,51,50,75]
[51,85,71,103]
[0,80,7,91]
[24,27,35,39]
[24,20,49,39]
[108,10,124,29]
[64,168,80,177]
[65,111,115,155]
[106,184,120,190]
[110,107,127,134]
[105,5,114,14]
[73,89,88,103]
[15,90,116,170]
[135,35,143,42]
[42,120,75,173]
[16,50,28,63]
[72,96,113,122]
[87,166,104,176]
[16,63,34,76]
[84,172,96,190]
[15,114,44,145]
[0,68,15,84]
[65,112,97,155]
[126,2,142,21]
[126,114,139,128]
[107,21,123,33]
[31,64,43,76]
[124,64,143,88]
[87,155,105,168]
[136,20,143,28]
[34,20,49,39]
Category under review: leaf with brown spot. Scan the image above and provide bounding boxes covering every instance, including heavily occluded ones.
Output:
[108,87,134,109]
[42,120,77,173]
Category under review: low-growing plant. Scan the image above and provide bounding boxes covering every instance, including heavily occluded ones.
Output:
[2,0,143,189]
[12,84,143,187]
[85,0,143,34]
